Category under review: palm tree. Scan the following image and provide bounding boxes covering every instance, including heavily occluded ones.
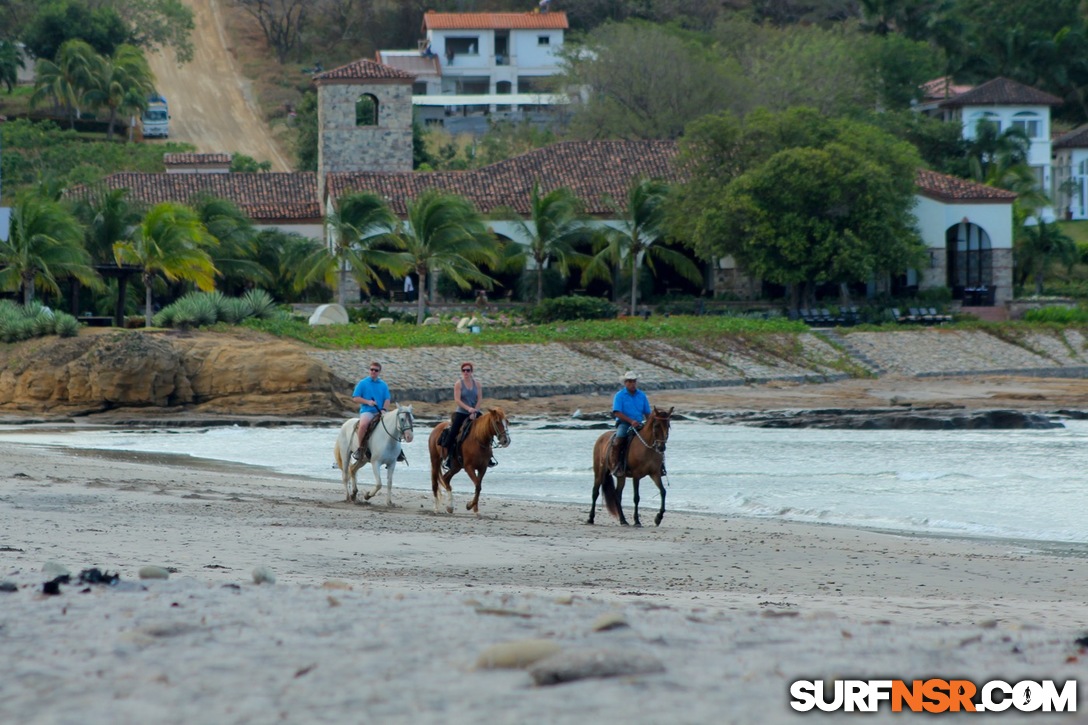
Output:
[0,191,100,305]
[74,186,143,264]
[193,196,272,295]
[503,183,590,304]
[113,202,217,327]
[294,192,406,307]
[393,190,497,324]
[31,39,101,129]
[0,40,25,93]
[583,178,702,316]
[83,44,156,141]
[1016,220,1077,296]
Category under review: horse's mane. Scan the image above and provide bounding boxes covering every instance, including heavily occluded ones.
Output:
[470,408,506,446]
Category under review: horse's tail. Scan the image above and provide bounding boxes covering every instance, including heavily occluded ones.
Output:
[598,466,620,519]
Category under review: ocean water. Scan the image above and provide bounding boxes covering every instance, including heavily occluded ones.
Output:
[4,419,1088,546]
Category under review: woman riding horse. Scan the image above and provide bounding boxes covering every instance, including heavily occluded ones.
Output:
[429,408,510,516]
[589,406,673,527]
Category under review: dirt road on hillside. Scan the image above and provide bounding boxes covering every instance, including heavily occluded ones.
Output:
[144,0,290,170]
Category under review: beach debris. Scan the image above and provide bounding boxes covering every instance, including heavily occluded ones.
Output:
[327,596,340,607]
[294,664,317,678]
[79,568,120,585]
[1074,635,1088,649]
[474,606,532,618]
[42,576,68,595]
[252,566,276,585]
[321,580,352,590]
[528,648,665,685]
[42,561,70,579]
[591,612,629,632]
[476,639,563,669]
[138,566,170,580]
[0,581,18,592]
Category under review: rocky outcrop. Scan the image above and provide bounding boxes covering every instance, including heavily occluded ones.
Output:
[0,330,347,417]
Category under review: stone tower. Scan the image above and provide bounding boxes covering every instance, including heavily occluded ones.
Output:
[312,59,415,199]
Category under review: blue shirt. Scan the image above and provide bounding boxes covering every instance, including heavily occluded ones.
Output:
[353,377,391,415]
[612,388,650,424]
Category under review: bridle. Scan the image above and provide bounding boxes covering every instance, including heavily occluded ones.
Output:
[381,408,414,442]
[633,413,670,456]
[487,411,511,449]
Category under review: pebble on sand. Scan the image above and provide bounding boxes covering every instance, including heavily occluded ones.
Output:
[528,648,665,686]
[252,566,276,585]
[138,566,170,580]
[476,639,563,669]
[591,612,629,632]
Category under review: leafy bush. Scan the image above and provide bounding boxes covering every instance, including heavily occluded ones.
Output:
[1023,306,1088,324]
[154,290,286,329]
[348,300,414,324]
[0,300,81,341]
[527,295,618,323]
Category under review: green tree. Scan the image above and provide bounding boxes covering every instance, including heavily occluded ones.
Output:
[230,153,272,172]
[1016,221,1077,295]
[392,190,496,324]
[0,190,100,305]
[31,39,101,129]
[112,202,217,326]
[253,229,328,302]
[294,192,405,307]
[294,91,318,172]
[584,179,702,316]
[561,21,745,140]
[673,109,925,308]
[113,0,195,65]
[22,0,131,61]
[83,44,156,141]
[0,39,25,93]
[498,184,590,304]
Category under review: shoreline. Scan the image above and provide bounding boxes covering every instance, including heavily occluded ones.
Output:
[3,440,1088,722]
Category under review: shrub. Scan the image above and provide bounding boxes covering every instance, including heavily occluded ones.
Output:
[153,289,283,329]
[0,301,80,341]
[527,295,618,323]
[54,312,81,337]
[1023,306,1088,324]
[242,289,278,319]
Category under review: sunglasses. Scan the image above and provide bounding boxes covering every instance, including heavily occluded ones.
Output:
[462,368,473,373]
[370,368,381,372]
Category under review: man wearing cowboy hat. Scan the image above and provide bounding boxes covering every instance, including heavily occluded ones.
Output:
[610,370,651,476]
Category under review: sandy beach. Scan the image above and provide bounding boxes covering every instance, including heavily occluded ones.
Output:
[3,384,1088,724]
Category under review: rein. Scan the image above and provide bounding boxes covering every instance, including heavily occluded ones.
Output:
[633,416,669,455]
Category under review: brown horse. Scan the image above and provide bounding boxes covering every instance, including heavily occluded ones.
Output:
[428,408,511,515]
[588,406,673,527]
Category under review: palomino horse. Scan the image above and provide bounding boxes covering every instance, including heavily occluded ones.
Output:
[428,408,510,515]
[333,405,415,506]
[588,406,673,527]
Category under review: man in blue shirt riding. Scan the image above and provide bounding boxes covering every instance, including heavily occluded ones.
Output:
[352,361,391,462]
[611,370,651,476]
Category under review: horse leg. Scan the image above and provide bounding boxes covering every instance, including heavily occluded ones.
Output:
[384,460,395,507]
[363,457,382,503]
[463,466,483,515]
[612,476,629,527]
[588,471,599,525]
[632,477,642,528]
[652,473,666,527]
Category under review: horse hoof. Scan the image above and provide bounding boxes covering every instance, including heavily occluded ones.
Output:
[446,506,453,514]
[634,521,643,528]
[585,518,594,525]
[620,520,630,527]
[655,515,663,527]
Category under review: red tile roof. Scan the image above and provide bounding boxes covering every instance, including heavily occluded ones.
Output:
[423,11,568,31]
[87,172,321,221]
[1053,125,1088,149]
[919,76,973,103]
[374,52,441,76]
[163,153,231,166]
[915,169,1018,203]
[327,140,681,216]
[939,77,1062,107]
[313,59,415,83]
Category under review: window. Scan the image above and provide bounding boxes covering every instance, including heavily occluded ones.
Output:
[538,35,550,46]
[1011,111,1042,139]
[355,94,378,126]
[967,111,1001,136]
[445,37,479,55]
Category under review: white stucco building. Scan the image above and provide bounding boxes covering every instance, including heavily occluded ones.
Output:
[376,11,570,130]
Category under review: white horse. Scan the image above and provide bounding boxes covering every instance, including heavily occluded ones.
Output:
[333,405,415,506]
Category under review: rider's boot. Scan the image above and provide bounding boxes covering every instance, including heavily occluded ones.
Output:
[610,437,628,477]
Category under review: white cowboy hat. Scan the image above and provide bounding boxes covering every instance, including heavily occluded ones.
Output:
[623,371,638,381]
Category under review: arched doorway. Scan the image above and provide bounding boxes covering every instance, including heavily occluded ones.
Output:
[946,221,994,304]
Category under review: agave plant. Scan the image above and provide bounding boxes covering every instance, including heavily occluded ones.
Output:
[241,289,277,319]
[54,312,81,338]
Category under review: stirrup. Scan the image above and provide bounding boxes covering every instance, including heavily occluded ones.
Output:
[488,457,498,468]
[352,448,366,462]
[397,450,407,463]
